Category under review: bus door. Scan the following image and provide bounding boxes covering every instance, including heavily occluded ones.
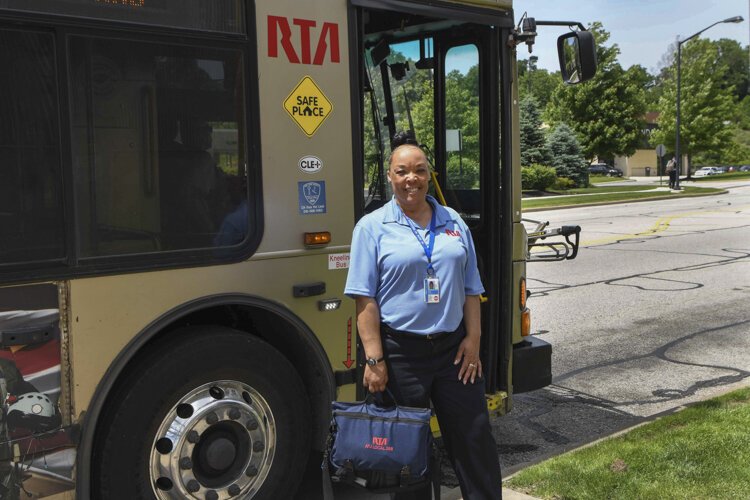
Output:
[354,3,513,397]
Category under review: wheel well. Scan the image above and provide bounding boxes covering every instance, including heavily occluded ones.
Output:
[154,303,334,451]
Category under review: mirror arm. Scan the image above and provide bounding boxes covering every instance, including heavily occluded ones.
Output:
[534,20,587,31]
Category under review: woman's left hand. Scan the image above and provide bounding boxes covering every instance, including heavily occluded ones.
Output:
[455,335,482,384]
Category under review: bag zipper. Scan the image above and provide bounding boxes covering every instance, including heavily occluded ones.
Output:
[332,412,429,426]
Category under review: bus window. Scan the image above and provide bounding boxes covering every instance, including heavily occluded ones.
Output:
[362,38,434,212]
[0,29,65,267]
[444,44,481,220]
[1,0,246,34]
[69,38,248,256]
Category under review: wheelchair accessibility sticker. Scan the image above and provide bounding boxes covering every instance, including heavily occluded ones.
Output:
[298,181,326,214]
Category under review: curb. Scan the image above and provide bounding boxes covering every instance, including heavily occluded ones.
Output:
[522,189,728,213]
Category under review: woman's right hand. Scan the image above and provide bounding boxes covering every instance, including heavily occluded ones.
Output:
[363,362,388,393]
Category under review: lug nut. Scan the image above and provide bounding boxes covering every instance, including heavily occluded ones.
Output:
[206,412,219,425]
[245,465,258,477]
[228,408,241,420]
[206,490,218,500]
[187,431,200,444]
[180,457,193,470]
[187,479,200,493]
[228,483,241,496]
[253,441,264,452]
[245,418,258,431]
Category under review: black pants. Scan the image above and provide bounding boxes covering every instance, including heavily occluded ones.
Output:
[381,323,502,500]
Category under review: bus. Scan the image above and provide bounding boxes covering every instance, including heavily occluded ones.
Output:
[0,0,595,498]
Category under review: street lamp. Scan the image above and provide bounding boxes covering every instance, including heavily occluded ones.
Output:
[675,15,744,189]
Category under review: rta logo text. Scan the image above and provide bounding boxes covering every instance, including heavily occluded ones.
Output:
[268,16,340,65]
[364,435,394,451]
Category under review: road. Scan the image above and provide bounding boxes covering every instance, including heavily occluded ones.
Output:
[298,179,750,497]
[496,179,750,476]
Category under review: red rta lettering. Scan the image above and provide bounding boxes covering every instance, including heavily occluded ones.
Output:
[268,15,340,65]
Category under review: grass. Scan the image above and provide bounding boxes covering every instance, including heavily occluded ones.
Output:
[589,175,625,183]
[549,186,658,195]
[689,171,750,181]
[522,186,723,210]
[506,387,750,499]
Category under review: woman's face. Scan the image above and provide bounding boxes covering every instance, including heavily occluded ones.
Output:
[387,146,430,209]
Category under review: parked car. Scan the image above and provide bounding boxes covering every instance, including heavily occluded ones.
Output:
[739,165,750,172]
[588,163,622,177]
[588,164,609,175]
[694,167,721,177]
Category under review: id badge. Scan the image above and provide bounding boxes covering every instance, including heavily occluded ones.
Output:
[424,277,440,304]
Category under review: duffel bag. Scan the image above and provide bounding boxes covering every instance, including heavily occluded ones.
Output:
[321,392,440,498]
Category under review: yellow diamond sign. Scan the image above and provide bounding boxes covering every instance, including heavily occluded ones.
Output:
[283,76,333,137]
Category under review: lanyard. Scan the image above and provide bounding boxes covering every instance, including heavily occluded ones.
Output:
[402,205,437,276]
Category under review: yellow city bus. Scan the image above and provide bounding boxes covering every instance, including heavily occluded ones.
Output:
[0,0,594,498]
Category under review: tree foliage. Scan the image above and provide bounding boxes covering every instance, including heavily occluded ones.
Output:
[518,60,561,110]
[650,38,736,162]
[546,123,587,186]
[519,96,550,167]
[715,38,749,102]
[545,23,647,160]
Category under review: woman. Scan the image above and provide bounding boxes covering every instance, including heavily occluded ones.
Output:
[344,137,502,500]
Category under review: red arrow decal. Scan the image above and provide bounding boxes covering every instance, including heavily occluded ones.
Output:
[343,317,353,368]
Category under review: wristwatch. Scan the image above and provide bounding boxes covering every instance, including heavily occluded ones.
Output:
[365,355,383,366]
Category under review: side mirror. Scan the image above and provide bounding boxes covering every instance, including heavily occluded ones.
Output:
[557,30,597,84]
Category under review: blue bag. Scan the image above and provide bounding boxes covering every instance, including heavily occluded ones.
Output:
[322,393,440,498]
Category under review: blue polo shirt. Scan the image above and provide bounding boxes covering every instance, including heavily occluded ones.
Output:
[345,196,484,335]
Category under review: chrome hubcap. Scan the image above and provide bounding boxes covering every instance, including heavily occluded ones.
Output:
[150,381,275,499]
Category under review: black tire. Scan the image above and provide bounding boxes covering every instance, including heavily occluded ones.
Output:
[92,326,311,499]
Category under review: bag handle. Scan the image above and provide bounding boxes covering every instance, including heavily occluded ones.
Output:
[364,387,398,407]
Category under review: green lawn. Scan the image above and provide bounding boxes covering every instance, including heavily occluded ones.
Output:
[589,175,625,183]
[689,171,750,181]
[550,186,658,195]
[506,387,750,499]
[522,186,723,210]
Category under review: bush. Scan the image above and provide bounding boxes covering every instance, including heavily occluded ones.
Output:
[552,177,576,191]
[521,164,557,191]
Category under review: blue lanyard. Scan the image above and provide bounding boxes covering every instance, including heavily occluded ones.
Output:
[402,206,437,276]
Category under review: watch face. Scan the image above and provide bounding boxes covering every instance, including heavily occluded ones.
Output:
[367,358,376,366]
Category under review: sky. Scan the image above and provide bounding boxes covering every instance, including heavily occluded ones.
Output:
[518,0,749,74]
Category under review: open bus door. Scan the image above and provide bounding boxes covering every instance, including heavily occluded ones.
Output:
[352,2,515,404]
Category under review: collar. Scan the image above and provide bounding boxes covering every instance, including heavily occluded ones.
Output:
[383,195,452,229]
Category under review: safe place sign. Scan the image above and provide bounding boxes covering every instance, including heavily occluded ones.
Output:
[284,76,333,137]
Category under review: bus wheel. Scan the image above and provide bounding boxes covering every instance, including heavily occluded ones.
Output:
[93,326,310,500]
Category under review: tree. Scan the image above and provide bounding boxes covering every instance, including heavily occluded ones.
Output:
[715,39,749,102]
[546,123,587,186]
[518,60,561,110]
[545,23,647,160]
[519,96,550,167]
[650,38,735,165]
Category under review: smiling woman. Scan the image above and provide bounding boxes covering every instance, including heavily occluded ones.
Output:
[345,137,503,499]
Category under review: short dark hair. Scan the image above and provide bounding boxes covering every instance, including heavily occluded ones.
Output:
[390,131,418,149]
[388,131,423,166]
